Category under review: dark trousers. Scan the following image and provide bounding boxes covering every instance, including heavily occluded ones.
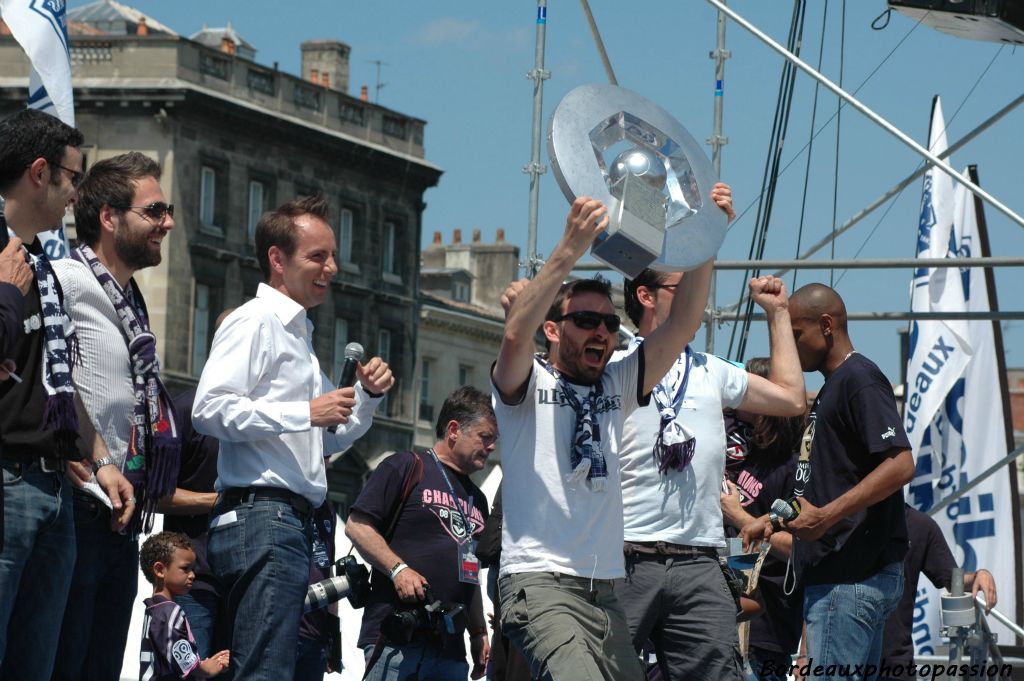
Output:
[0,461,75,681]
[209,496,312,681]
[52,489,139,681]
[615,551,743,681]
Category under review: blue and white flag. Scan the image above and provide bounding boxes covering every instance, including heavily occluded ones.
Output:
[904,97,972,453]
[0,0,75,259]
[0,0,74,125]
[905,153,1020,650]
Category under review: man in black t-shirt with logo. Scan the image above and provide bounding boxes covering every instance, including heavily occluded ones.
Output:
[346,386,493,680]
[745,283,915,678]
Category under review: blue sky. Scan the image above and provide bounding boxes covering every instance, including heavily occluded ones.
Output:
[94,1,1024,386]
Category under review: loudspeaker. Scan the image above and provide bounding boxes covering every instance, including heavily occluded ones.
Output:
[888,0,1024,44]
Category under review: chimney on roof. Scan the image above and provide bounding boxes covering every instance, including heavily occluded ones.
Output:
[453,229,462,244]
[432,231,442,245]
[496,229,505,243]
[360,85,368,101]
[472,229,481,243]
[136,16,148,36]
[300,40,350,94]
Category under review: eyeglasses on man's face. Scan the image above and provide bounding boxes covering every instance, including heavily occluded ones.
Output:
[52,162,84,188]
[114,202,175,223]
[555,311,621,333]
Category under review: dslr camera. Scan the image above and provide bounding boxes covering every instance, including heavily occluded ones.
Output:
[380,586,467,644]
[304,555,371,613]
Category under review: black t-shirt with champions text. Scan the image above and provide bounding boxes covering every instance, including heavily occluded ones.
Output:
[793,353,911,586]
[353,450,487,660]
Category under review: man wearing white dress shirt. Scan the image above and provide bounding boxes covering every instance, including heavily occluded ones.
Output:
[192,194,393,680]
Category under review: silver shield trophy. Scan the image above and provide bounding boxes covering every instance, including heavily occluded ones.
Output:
[548,83,727,278]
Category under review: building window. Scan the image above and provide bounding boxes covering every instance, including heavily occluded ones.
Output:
[199,52,230,80]
[382,220,396,275]
[452,280,470,303]
[247,180,266,244]
[383,115,407,140]
[340,102,365,126]
[458,364,472,387]
[378,329,392,416]
[293,83,321,111]
[200,166,217,228]
[332,318,349,385]
[419,358,433,423]
[191,284,211,376]
[247,68,275,95]
[339,208,354,263]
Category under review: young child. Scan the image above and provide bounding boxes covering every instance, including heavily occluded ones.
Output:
[139,532,230,680]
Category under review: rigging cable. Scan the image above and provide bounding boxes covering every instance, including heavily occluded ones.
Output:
[833,44,1006,287]
[792,2,831,293]
[829,0,846,288]
[723,10,927,236]
[727,0,808,361]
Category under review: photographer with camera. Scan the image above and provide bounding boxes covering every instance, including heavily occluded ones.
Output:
[346,386,494,680]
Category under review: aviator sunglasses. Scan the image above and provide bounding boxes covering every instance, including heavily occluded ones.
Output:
[555,311,621,333]
[113,202,175,222]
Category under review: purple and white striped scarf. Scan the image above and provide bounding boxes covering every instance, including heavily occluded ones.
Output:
[72,244,180,535]
[3,220,79,457]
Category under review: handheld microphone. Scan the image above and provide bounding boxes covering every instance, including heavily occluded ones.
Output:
[328,342,364,434]
[338,342,364,387]
[769,498,837,550]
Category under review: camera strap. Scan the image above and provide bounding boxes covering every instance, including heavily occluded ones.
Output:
[427,449,480,585]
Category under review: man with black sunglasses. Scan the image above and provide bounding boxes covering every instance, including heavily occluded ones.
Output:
[49,151,185,681]
[491,195,718,680]
[615,244,806,680]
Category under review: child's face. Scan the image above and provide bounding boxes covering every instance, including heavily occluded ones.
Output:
[156,547,196,596]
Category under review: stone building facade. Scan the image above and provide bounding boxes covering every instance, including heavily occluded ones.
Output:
[0,4,442,500]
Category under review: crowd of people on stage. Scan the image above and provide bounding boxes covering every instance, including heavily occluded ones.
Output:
[0,107,1000,681]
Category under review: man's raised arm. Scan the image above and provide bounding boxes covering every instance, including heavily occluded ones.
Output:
[640,259,713,394]
[492,197,608,403]
[739,276,806,417]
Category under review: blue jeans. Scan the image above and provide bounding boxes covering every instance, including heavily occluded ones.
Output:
[208,497,312,681]
[804,562,905,681]
[0,460,75,681]
[295,636,329,681]
[362,642,469,681]
[52,489,139,681]
[176,587,224,659]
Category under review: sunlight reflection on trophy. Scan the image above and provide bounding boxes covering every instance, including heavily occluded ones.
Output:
[549,84,726,278]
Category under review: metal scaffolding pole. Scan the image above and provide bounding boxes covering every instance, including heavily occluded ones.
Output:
[714,310,1024,322]
[705,1,730,354]
[579,0,617,86]
[524,1,550,279]
[571,256,1024,271]
[705,0,1024,232]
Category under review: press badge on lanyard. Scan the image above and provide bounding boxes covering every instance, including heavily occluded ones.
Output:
[428,449,480,585]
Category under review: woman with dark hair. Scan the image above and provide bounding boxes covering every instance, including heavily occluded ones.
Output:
[721,357,807,681]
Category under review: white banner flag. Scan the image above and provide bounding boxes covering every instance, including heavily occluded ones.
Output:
[904,97,972,455]
[905,166,1020,654]
[0,0,75,259]
[0,0,74,125]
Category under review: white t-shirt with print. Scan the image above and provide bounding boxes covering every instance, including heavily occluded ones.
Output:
[618,349,748,547]
[493,351,644,579]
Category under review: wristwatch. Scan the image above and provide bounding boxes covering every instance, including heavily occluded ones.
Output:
[92,456,116,474]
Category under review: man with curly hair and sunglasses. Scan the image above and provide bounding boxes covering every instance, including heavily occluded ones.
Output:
[491,190,726,681]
